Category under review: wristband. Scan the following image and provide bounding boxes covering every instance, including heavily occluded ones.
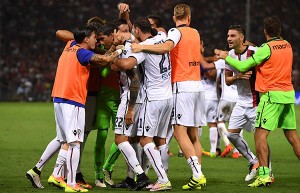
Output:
[116,49,122,55]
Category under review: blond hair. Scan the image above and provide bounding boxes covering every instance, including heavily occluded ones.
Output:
[174,4,191,20]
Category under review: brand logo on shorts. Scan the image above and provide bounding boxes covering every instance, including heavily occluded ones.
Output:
[73,130,77,136]
[177,114,182,119]
[146,126,150,132]
[263,118,267,124]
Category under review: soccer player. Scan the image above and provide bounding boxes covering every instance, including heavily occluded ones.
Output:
[25,20,105,190]
[216,25,260,181]
[41,25,120,192]
[131,4,216,190]
[113,17,172,191]
[218,16,300,187]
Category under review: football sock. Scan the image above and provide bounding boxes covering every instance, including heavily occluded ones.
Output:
[52,148,67,178]
[67,143,80,187]
[103,142,121,172]
[158,144,170,173]
[209,127,218,153]
[144,142,169,183]
[187,156,202,179]
[94,129,108,179]
[36,138,61,170]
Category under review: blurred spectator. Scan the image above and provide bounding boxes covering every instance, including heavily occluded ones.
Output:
[0,0,299,101]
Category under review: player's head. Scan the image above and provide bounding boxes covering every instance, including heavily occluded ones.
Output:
[227,25,246,49]
[116,19,129,32]
[147,15,163,29]
[87,16,106,25]
[132,17,157,41]
[264,16,281,38]
[73,25,96,50]
[173,4,191,25]
[98,23,118,49]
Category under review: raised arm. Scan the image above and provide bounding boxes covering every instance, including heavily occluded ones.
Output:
[113,56,138,70]
[118,3,133,31]
[56,30,74,42]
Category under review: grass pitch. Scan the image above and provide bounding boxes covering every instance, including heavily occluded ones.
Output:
[0,102,299,193]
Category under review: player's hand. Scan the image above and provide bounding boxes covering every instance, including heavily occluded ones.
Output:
[218,51,228,59]
[125,108,134,126]
[131,43,142,53]
[236,71,252,79]
[118,3,130,13]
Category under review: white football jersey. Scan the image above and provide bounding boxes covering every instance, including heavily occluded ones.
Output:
[220,68,238,102]
[226,45,259,107]
[202,73,219,100]
[129,33,172,101]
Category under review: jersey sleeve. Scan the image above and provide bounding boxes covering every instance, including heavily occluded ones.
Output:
[213,59,226,70]
[77,49,94,66]
[251,43,271,65]
[167,28,181,47]
[129,49,145,65]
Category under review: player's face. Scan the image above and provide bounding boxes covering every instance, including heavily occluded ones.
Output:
[98,34,113,49]
[87,32,96,50]
[118,24,129,33]
[131,26,140,40]
[148,18,157,28]
[227,29,243,49]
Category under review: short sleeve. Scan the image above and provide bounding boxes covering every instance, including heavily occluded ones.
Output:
[167,28,181,47]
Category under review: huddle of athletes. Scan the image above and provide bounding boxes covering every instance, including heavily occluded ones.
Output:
[26,2,300,192]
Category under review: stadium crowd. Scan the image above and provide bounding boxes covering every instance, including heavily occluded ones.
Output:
[0,0,299,101]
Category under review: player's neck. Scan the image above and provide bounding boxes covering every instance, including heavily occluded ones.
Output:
[234,45,247,54]
[139,33,152,41]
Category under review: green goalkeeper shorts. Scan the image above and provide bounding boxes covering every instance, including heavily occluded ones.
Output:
[255,100,296,131]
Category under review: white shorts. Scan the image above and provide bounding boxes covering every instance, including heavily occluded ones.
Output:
[137,99,172,138]
[172,92,206,127]
[114,101,137,137]
[228,105,257,132]
[217,100,236,122]
[84,95,97,132]
[54,103,85,143]
[205,99,218,123]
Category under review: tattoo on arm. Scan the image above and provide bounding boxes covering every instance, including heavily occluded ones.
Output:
[127,68,140,108]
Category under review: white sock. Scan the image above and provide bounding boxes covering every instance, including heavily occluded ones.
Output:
[144,142,168,183]
[67,143,80,187]
[52,148,67,178]
[209,127,218,153]
[127,143,137,179]
[118,141,144,175]
[36,138,61,170]
[158,144,170,173]
[136,142,150,173]
[217,122,230,146]
[198,127,202,138]
[187,156,202,179]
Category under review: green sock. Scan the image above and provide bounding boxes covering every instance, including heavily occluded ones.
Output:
[103,142,121,172]
[259,166,270,178]
[94,129,108,180]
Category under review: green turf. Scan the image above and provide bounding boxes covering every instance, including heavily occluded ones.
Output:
[0,102,299,193]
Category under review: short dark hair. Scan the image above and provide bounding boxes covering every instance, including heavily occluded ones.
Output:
[88,22,104,36]
[116,19,128,26]
[133,17,152,33]
[100,23,118,36]
[147,15,163,27]
[264,16,281,37]
[87,16,106,25]
[73,25,95,43]
[229,24,246,43]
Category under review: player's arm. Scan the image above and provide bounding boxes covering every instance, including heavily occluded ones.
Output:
[118,3,133,32]
[113,56,137,70]
[225,70,253,86]
[219,44,270,72]
[90,49,122,66]
[124,68,140,125]
[203,69,217,81]
[56,30,74,42]
[131,40,174,54]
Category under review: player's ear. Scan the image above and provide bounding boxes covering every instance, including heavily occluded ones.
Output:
[172,16,176,23]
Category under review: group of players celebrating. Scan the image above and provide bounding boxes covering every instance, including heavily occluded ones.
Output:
[25,2,300,192]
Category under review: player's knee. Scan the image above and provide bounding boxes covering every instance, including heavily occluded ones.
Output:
[69,141,80,149]
[227,132,239,141]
